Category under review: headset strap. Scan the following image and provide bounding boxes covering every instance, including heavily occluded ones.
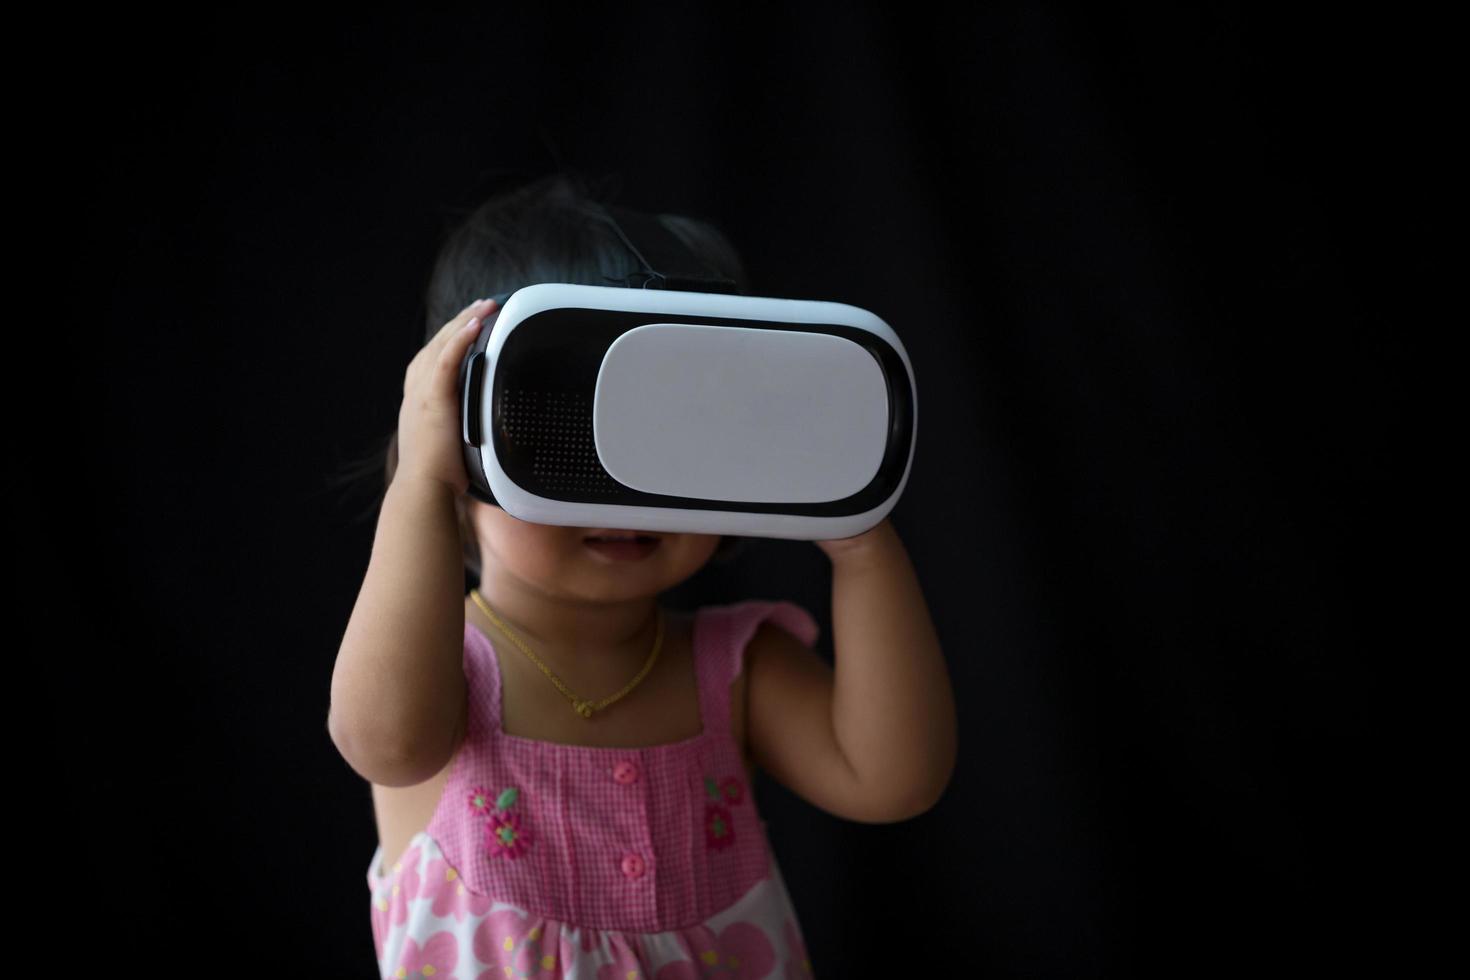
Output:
[483,204,742,306]
[599,204,741,294]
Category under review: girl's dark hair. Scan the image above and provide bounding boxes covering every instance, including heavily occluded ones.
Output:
[325,170,751,581]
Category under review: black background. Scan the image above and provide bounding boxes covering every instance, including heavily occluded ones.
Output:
[73,6,1415,975]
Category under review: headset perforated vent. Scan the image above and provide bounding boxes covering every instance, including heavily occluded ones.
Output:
[501,389,622,496]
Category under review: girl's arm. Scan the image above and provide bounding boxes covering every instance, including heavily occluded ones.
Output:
[328,473,469,787]
[745,518,956,822]
[330,300,491,787]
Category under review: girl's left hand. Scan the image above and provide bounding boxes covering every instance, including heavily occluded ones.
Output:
[813,517,894,563]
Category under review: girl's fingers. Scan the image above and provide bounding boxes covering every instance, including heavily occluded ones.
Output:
[433,298,496,349]
[434,301,495,387]
[409,298,497,383]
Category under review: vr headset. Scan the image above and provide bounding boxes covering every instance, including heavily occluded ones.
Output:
[458,204,917,541]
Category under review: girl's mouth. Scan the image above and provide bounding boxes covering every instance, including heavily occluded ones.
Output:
[582,535,661,561]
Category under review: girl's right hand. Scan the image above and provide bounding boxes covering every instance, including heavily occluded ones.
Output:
[395,298,498,497]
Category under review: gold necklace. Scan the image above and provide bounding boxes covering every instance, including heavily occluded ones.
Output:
[469,588,664,719]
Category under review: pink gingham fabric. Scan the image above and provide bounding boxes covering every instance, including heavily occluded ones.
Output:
[366,599,820,979]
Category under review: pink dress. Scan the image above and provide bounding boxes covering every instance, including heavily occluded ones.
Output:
[365,599,820,979]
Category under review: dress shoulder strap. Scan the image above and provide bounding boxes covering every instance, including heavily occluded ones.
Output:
[462,618,504,737]
[694,599,821,735]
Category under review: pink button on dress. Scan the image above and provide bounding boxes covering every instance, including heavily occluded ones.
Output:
[365,599,820,979]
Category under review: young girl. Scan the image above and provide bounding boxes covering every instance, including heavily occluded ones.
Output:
[329,172,956,979]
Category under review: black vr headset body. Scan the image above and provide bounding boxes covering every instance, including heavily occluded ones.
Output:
[458,205,917,542]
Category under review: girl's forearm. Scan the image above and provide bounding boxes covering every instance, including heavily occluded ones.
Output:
[329,474,467,784]
[827,521,956,814]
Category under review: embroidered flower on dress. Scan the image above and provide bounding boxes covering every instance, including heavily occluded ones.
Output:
[704,803,736,850]
[705,775,745,805]
[485,809,535,859]
[719,776,744,804]
[466,784,498,815]
[472,785,534,860]
[703,773,746,850]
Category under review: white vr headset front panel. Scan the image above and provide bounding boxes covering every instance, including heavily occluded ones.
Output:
[594,323,889,504]
[475,283,916,541]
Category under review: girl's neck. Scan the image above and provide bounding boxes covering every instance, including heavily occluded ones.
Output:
[468,576,664,681]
